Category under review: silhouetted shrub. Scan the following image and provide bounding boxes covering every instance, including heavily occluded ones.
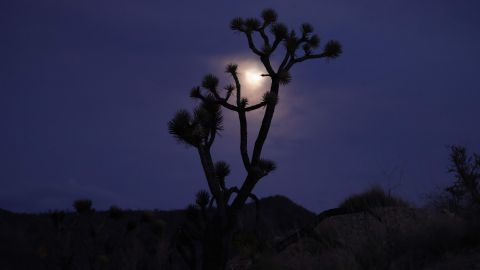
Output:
[195,190,210,209]
[446,145,480,210]
[427,146,480,216]
[339,185,408,211]
[73,199,93,214]
[108,206,123,220]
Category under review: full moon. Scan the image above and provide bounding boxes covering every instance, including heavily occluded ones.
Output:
[244,68,263,88]
[240,64,267,102]
[220,58,268,102]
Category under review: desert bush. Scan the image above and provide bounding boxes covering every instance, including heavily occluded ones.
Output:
[339,185,408,212]
[390,214,468,268]
[428,145,480,216]
[73,199,93,214]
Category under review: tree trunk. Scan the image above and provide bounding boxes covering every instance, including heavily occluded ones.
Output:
[201,215,232,270]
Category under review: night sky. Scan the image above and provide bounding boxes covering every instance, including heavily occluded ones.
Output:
[2,0,480,212]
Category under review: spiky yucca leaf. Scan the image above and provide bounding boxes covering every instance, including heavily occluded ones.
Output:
[240,97,249,108]
[262,91,278,106]
[278,70,292,85]
[284,30,298,52]
[190,86,202,99]
[261,9,277,24]
[196,190,210,208]
[190,94,223,143]
[258,159,277,174]
[308,34,320,49]
[168,110,197,146]
[230,17,244,31]
[245,18,261,31]
[301,23,314,34]
[225,63,238,73]
[323,40,342,58]
[202,74,219,92]
[201,94,223,132]
[215,161,231,178]
[271,23,288,39]
[215,161,230,188]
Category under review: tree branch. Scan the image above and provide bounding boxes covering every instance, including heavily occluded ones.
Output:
[258,28,271,51]
[245,32,263,56]
[245,102,267,112]
[210,92,239,112]
[229,71,251,170]
[286,52,327,70]
[197,146,227,220]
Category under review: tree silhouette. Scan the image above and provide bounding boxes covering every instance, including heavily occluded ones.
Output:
[447,145,480,207]
[168,8,341,270]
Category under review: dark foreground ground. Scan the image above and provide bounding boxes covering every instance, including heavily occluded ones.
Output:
[1,195,479,270]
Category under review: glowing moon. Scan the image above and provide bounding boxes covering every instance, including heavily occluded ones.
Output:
[240,65,267,102]
[244,68,263,88]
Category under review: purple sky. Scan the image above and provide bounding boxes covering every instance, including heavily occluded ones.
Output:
[1,0,480,212]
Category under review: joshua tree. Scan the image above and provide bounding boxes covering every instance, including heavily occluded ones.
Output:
[168,8,341,270]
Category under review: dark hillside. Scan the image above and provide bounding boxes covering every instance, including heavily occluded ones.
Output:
[0,195,315,270]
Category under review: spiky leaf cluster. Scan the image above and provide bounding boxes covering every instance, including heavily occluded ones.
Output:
[215,161,231,187]
[202,74,219,92]
[323,40,342,58]
[168,110,198,146]
[230,17,245,32]
[261,9,277,24]
[228,8,342,65]
[258,159,277,174]
[245,18,261,31]
[225,63,238,74]
[168,94,223,147]
[284,30,298,52]
[240,97,249,108]
[301,23,314,35]
[251,159,277,177]
[309,34,320,48]
[262,91,278,106]
[196,190,211,208]
[190,87,201,99]
[277,70,292,85]
[271,23,288,39]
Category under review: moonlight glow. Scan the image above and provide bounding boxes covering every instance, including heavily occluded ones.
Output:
[244,68,263,88]
[237,62,267,102]
[218,58,268,102]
